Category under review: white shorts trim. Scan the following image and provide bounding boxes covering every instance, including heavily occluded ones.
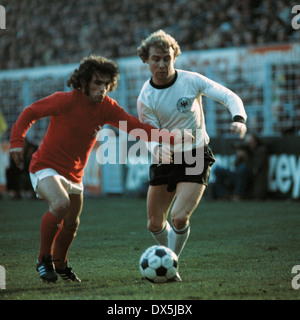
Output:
[30,168,84,199]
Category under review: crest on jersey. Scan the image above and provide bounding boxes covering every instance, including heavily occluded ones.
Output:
[177,97,192,113]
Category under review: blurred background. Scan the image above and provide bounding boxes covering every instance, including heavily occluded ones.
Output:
[0,0,299,200]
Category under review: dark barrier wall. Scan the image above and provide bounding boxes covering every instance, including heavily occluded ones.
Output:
[209,137,300,200]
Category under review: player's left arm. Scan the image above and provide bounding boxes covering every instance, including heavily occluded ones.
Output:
[229,115,247,139]
[198,75,247,139]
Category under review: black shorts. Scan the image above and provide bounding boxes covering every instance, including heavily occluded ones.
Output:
[149,146,216,192]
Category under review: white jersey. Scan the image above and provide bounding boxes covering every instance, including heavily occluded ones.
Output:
[137,69,247,153]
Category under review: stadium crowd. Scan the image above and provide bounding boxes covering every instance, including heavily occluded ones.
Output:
[1,0,299,70]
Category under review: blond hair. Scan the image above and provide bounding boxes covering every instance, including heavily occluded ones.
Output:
[137,30,181,63]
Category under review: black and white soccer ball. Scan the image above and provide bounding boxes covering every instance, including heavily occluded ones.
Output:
[139,245,178,283]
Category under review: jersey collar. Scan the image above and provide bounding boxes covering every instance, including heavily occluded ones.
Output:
[150,70,178,89]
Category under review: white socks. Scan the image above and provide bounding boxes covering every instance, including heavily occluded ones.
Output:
[151,220,171,247]
[168,224,190,257]
[152,220,190,257]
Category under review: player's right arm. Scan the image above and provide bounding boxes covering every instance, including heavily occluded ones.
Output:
[9,92,63,168]
[137,99,194,163]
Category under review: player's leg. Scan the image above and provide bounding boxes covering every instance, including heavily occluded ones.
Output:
[54,193,83,270]
[53,193,83,282]
[168,182,206,257]
[168,146,215,257]
[147,185,176,246]
[35,175,71,281]
[36,176,71,261]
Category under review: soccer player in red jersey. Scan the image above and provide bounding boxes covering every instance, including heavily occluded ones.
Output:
[9,55,191,283]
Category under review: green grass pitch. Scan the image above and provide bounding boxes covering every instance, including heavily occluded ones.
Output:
[0,196,299,300]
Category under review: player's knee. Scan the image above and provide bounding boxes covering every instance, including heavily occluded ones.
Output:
[171,214,189,230]
[51,197,70,219]
[147,218,164,234]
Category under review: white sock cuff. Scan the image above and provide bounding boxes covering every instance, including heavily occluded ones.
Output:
[172,223,190,235]
[152,220,171,236]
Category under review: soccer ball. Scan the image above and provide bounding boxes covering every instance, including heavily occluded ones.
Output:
[139,245,178,283]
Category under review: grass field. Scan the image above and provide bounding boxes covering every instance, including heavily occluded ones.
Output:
[0,196,299,301]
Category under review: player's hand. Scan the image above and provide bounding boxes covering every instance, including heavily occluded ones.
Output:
[173,129,194,145]
[172,129,194,153]
[154,145,173,164]
[230,122,247,139]
[9,147,24,169]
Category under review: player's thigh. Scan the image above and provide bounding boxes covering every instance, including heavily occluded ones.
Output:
[36,175,70,215]
[171,182,206,222]
[147,185,176,229]
[63,193,83,230]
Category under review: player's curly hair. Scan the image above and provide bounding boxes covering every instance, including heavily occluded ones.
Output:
[67,55,119,94]
[137,30,181,63]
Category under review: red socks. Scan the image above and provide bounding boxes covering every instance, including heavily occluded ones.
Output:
[39,211,62,262]
[38,211,77,270]
[53,227,76,270]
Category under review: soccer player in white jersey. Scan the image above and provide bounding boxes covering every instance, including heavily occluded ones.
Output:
[137,30,247,281]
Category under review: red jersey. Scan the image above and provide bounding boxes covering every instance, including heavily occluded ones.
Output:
[10,90,173,183]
